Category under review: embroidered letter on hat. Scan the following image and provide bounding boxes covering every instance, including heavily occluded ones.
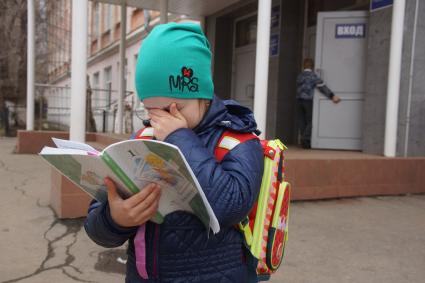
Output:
[168,66,199,93]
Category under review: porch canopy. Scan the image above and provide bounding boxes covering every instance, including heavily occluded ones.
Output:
[96,0,241,17]
[27,0,272,142]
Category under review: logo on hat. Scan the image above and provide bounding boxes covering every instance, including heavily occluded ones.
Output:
[169,66,199,93]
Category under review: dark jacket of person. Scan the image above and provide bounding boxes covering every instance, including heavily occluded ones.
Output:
[296,69,334,100]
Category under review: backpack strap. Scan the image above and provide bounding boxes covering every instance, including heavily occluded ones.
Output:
[134,127,154,140]
[214,130,258,162]
[134,128,258,156]
[214,130,259,252]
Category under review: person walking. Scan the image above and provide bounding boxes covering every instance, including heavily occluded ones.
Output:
[296,58,341,149]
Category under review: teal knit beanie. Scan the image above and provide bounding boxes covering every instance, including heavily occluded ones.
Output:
[135,22,214,101]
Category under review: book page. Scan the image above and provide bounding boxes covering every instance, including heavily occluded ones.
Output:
[102,139,219,233]
[40,150,133,202]
[40,147,90,156]
[52,138,99,154]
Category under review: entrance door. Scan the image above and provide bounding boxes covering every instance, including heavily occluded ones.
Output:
[233,46,256,109]
[232,14,257,110]
[311,11,368,150]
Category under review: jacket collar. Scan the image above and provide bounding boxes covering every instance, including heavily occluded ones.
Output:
[193,95,260,135]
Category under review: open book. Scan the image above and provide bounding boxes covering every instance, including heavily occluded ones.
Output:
[40,138,219,234]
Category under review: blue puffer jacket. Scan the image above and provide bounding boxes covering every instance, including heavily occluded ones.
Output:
[84,95,264,282]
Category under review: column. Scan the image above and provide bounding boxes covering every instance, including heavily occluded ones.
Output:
[253,0,272,138]
[70,0,88,142]
[26,0,35,131]
[384,0,406,157]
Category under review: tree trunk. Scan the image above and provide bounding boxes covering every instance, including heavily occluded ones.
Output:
[86,76,97,132]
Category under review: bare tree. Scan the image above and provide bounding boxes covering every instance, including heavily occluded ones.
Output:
[0,0,72,134]
[86,76,97,133]
[0,0,28,135]
[0,0,28,111]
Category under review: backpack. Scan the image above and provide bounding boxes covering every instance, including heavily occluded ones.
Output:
[134,127,291,282]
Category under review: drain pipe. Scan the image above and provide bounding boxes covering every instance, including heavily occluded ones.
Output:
[384,0,406,157]
[403,0,419,157]
[117,2,127,134]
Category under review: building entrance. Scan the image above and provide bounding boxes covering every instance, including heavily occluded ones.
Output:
[310,11,368,150]
[231,14,257,110]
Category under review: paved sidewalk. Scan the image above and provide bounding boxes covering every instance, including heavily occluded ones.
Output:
[0,137,126,283]
[0,137,424,283]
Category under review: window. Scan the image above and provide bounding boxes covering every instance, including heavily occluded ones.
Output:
[104,66,112,108]
[115,6,121,25]
[133,53,145,108]
[103,4,112,32]
[235,15,257,48]
[92,72,100,108]
[134,54,138,79]
[93,3,100,37]
[117,58,128,82]
[116,59,130,112]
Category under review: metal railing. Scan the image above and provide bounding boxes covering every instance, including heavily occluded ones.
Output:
[24,83,149,133]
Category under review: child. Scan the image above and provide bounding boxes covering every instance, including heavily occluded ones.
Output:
[296,58,341,149]
[84,22,264,283]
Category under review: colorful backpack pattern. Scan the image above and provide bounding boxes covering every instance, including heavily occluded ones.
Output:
[215,131,291,282]
[134,127,291,282]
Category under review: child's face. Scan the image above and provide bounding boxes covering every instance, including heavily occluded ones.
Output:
[143,97,208,129]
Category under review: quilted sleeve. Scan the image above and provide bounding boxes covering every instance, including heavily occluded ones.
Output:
[84,200,138,248]
[165,128,264,228]
[313,73,334,99]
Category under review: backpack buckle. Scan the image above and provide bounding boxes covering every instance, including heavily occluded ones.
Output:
[264,145,276,159]
[238,217,253,246]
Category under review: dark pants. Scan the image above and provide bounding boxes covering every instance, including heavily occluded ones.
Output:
[297,99,313,148]
[1,107,10,137]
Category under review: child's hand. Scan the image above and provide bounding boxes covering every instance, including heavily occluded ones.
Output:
[148,103,188,141]
[332,95,341,103]
[105,178,161,227]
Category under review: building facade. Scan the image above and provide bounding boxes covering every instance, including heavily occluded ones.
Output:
[45,0,424,157]
[206,0,424,156]
[46,1,201,134]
